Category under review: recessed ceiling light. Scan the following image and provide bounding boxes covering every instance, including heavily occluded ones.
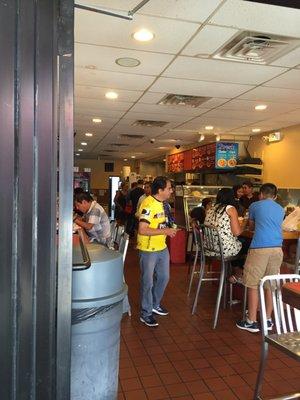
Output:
[255,104,267,111]
[85,132,93,137]
[105,91,118,100]
[131,155,136,159]
[92,118,102,123]
[215,134,221,142]
[124,158,128,161]
[75,153,80,156]
[115,57,141,67]
[163,159,166,162]
[133,29,154,42]
[81,142,87,146]
[198,134,205,142]
[205,125,214,130]
[78,149,83,152]
[252,128,261,133]
[157,146,168,150]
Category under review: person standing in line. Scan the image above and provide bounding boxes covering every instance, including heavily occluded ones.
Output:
[137,176,177,327]
[236,183,285,333]
[127,179,145,237]
[135,181,151,218]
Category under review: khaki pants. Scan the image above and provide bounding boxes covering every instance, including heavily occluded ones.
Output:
[243,248,283,289]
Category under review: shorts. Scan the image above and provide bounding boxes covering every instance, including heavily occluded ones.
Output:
[243,247,283,289]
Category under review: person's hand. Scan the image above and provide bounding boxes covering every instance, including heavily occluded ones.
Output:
[164,228,177,238]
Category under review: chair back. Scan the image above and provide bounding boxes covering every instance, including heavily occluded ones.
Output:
[259,274,300,337]
[192,224,204,261]
[201,224,225,264]
[114,224,125,247]
[118,233,129,263]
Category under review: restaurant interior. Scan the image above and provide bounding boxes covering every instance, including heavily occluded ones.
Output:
[71,1,300,400]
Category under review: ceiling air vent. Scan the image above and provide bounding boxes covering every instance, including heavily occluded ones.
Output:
[213,31,299,65]
[104,149,117,153]
[111,143,128,147]
[120,134,145,139]
[132,120,168,128]
[158,94,211,108]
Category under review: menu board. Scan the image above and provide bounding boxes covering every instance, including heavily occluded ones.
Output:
[167,151,185,172]
[191,143,216,170]
[215,142,239,169]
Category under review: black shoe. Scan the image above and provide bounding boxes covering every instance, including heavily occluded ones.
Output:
[152,305,169,316]
[140,315,159,327]
[236,319,259,333]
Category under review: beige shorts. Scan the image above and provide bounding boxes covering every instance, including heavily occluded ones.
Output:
[243,247,283,289]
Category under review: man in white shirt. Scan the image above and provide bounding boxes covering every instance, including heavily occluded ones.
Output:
[74,192,111,245]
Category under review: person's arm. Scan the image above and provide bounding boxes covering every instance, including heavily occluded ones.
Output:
[248,219,255,231]
[74,217,94,231]
[226,206,242,236]
[138,221,177,237]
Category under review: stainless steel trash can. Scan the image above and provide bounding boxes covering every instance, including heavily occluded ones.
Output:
[71,242,127,400]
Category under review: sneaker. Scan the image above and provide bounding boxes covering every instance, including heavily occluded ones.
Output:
[140,315,159,327]
[152,306,169,316]
[236,319,260,333]
[267,319,274,331]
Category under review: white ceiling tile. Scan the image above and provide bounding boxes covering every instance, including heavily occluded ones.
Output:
[138,0,223,23]
[75,85,143,102]
[151,77,254,98]
[75,105,126,118]
[217,99,300,114]
[75,97,133,111]
[75,43,174,76]
[263,69,300,90]
[76,1,137,11]
[209,0,300,39]
[182,25,238,57]
[122,111,190,123]
[271,46,300,68]
[163,56,287,85]
[203,109,264,123]
[239,86,300,103]
[75,67,155,90]
[75,9,199,54]
[178,116,250,131]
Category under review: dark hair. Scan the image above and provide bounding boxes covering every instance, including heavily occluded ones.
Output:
[131,182,138,189]
[215,188,237,213]
[242,180,253,188]
[190,206,206,225]
[151,176,170,195]
[202,197,212,209]
[137,179,144,185]
[232,184,243,197]
[260,183,277,197]
[74,192,93,203]
[74,187,85,195]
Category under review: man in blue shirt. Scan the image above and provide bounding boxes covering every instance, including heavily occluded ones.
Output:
[236,183,284,333]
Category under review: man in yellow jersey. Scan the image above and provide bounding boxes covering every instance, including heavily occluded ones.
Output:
[137,176,177,327]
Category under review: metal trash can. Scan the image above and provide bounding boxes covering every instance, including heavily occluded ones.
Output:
[71,241,127,400]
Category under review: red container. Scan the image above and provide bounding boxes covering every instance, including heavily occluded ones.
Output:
[167,229,187,264]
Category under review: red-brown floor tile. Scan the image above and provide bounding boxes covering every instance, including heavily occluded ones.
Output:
[205,377,229,392]
[120,377,142,392]
[119,367,138,379]
[140,374,162,388]
[136,364,157,377]
[192,393,215,400]
[124,389,148,400]
[223,374,247,388]
[178,369,201,382]
[187,380,209,395]
[159,371,182,385]
[155,362,176,374]
[213,389,239,400]
[165,382,190,397]
[145,385,170,400]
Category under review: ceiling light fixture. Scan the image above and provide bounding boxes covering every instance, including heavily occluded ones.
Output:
[198,133,205,142]
[163,159,166,162]
[205,125,214,130]
[252,128,261,133]
[215,134,221,142]
[133,28,154,42]
[85,132,93,137]
[81,142,87,146]
[78,149,83,152]
[131,155,136,159]
[92,118,102,123]
[124,158,128,161]
[105,91,118,100]
[255,104,267,111]
[115,57,141,67]
[75,153,80,156]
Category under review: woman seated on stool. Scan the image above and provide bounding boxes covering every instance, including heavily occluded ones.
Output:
[190,197,213,225]
[204,188,247,276]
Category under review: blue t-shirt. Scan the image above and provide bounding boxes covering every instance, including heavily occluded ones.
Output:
[249,199,284,249]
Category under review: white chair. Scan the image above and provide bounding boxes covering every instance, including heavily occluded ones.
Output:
[118,233,131,317]
[254,274,300,400]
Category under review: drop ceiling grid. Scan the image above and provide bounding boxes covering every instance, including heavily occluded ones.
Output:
[74,1,300,159]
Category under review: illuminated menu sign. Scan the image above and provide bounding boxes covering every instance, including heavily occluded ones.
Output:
[215,142,239,169]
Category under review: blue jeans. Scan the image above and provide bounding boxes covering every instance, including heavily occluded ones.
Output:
[139,248,170,318]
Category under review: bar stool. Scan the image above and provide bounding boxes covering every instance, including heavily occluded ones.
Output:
[191,224,240,329]
[254,274,300,400]
[118,232,131,317]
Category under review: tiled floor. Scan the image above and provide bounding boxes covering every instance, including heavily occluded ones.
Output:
[119,245,300,399]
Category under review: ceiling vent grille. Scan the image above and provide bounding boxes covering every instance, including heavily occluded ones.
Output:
[120,134,145,139]
[132,120,168,127]
[104,149,117,153]
[213,31,299,64]
[158,94,211,108]
[111,143,128,147]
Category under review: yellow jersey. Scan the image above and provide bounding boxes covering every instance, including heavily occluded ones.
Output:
[137,195,167,252]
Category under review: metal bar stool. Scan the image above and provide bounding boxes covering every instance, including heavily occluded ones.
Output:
[118,232,131,317]
[254,274,300,400]
[192,224,237,329]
